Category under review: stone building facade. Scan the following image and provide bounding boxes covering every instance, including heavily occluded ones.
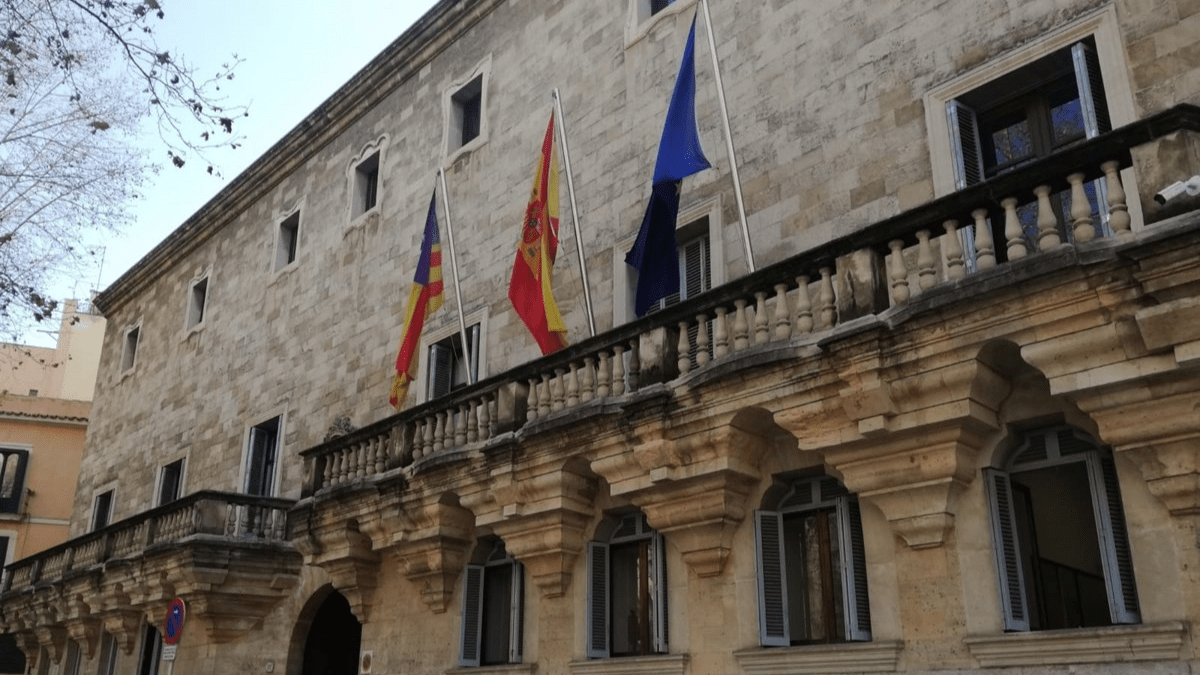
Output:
[3,0,1200,674]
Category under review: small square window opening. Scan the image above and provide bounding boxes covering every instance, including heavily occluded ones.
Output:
[452,75,484,149]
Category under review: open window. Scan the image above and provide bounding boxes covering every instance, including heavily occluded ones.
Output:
[427,324,481,400]
[186,274,209,330]
[586,511,668,659]
[136,623,162,675]
[354,152,380,216]
[120,322,141,374]
[275,210,301,271]
[97,632,119,675]
[459,538,524,667]
[245,416,281,497]
[451,75,483,150]
[91,489,114,531]
[158,458,185,506]
[984,425,1140,631]
[0,448,29,514]
[754,474,872,646]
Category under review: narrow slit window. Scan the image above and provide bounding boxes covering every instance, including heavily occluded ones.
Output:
[276,212,300,270]
[121,326,140,372]
[354,153,380,216]
[452,75,484,149]
[187,276,208,329]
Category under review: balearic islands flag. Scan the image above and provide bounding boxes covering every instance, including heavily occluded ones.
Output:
[390,193,446,408]
[625,14,711,317]
[509,114,569,354]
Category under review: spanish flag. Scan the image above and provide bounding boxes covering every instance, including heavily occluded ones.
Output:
[509,114,569,355]
[390,193,445,408]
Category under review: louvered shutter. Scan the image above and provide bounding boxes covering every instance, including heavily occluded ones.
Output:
[649,531,669,653]
[509,561,525,663]
[984,468,1030,631]
[586,542,610,658]
[467,323,481,384]
[947,100,985,189]
[1085,453,1141,624]
[836,495,873,641]
[754,510,790,646]
[429,343,454,399]
[459,564,485,666]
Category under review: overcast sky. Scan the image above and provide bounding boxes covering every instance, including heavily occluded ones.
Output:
[33,0,439,345]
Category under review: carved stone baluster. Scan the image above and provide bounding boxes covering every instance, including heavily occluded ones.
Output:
[467,401,479,443]
[1102,160,1131,238]
[772,284,791,340]
[678,322,692,375]
[888,240,909,304]
[322,454,333,489]
[551,369,566,412]
[794,276,813,334]
[695,315,711,367]
[566,363,580,407]
[455,405,468,446]
[612,346,626,396]
[597,351,611,398]
[1067,173,1095,243]
[1003,197,1026,260]
[356,442,366,479]
[754,292,769,344]
[818,267,836,329]
[433,412,446,454]
[732,299,750,351]
[423,415,435,457]
[973,209,995,270]
[713,307,730,357]
[943,220,965,280]
[374,436,386,473]
[580,357,595,403]
[916,230,936,290]
[363,441,377,478]
[527,378,539,422]
[478,396,491,441]
[627,339,640,391]
[539,374,553,417]
[1034,185,1061,250]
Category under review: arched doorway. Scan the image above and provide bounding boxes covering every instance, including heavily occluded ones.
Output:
[300,590,362,675]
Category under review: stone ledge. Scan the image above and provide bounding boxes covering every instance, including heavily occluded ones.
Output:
[734,641,903,674]
[963,622,1187,667]
[568,654,688,675]
[446,663,536,675]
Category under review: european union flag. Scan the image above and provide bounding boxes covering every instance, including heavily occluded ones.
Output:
[626,14,711,317]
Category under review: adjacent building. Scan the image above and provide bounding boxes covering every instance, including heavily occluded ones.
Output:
[3,1,1200,675]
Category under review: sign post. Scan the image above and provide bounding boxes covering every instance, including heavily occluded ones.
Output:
[162,598,186,674]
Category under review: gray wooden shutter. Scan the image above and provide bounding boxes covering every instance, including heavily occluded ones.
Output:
[467,324,481,384]
[1071,42,1111,138]
[649,531,669,654]
[586,541,610,658]
[1085,453,1141,624]
[836,495,873,641]
[429,343,453,399]
[245,427,266,495]
[509,561,525,663]
[984,468,1030,631]
[754,510,790,646]
[459,564,485,666]
[947,100,985,189]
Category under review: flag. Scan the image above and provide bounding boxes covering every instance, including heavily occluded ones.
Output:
[626,14,711,317]
[509,113,569,354]
[389,193,445,408]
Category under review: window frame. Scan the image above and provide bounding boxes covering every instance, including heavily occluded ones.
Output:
[91,488,115,532]
[242,414,283,497]
[136,623,162,675]
[418,311,488,404]
[120,319,142,376]
[459,540,525,667]
[624,0,695,48]
[346,135,389,229]
[443,56,491,162]
[184,270,211,333]
[156,457,186,506]
[426,323,481,401]
[0,447,30,514]
[274,205,303,274]
[586,511,668,659]
[97,631,119,675]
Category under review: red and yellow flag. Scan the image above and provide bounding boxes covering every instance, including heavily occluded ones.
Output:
[390,193,445,408]
[509,114,568,355]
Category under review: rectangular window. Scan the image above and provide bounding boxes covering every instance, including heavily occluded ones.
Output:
[245,417,281,497]
[121,325,140,373]
[186,276,208,329]
[0,633,25,674]
[276,211,300,271]
[452,75,484,149]
[0,449,29,514]
[427,324,481,400]
[63,640,81,675]
[98,632,119,675]
[586,512,667,659]
[650,0,674,14]
[92,490,113,531]
[354,153,380,216]
[136,624,161,675]
[158,459,184,506]
[459,542,524,667]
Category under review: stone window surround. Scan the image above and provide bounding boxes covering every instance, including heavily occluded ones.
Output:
[569,653,687,675]
[416,308,489,405]
[346,135,390,233]
[624,0,697,49]
[442,55,492,164]
[963,621,1186,667]
[922,4,1143,224]
[182,266,212,336]
[272,200,304,277]
[119,318,143,379]
[734,641,904,675]
[153,451,188,506]
[237,408,287,497]
[89,480,118,532]
[0,444,32,518]
[613,194,725,327]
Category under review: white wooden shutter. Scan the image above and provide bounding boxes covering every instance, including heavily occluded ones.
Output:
[509,561,525,663]
[984,468,1030,631]
[649,531,669,654]
[947,100,985,189]
[1085,453,1141,624]
[458,564,485,666]
[754,510,790,646]
[586,542,610,658]
[836,495,873,641]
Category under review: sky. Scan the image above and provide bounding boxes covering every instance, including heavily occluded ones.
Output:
[32,0,440,346]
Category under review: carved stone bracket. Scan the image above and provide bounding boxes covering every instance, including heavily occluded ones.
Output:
[389,496,475,613]
[99,609,144,655]
[308,522,381,622]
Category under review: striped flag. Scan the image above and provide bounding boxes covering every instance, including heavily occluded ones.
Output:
[390,193,445,408]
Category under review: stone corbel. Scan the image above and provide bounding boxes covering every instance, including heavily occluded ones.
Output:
[14,633,39,672]
[310,521,381,622]
[32,625,67,665]
[185,591,295,643]
[64,617,100,659]
[389,495,475,613]
[99,609,143,655]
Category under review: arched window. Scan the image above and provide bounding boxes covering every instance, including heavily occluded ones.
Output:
[586,511,667,658]
[984,425,1140,631]
[754,474,872,646]
[459,539,524,667]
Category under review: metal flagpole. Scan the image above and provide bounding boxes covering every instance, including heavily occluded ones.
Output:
[438,168,477,385]
[698,0,755,272]
[552,89,597,337]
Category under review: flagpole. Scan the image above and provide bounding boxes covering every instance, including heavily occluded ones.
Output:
[437,168,476,385]
[697,0,755,273]
[552,89,597,337]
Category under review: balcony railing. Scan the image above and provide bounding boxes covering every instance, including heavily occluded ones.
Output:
[1,491,294,594]
[300,104,1200,496]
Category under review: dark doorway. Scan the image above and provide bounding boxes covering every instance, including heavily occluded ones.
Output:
[301,591,362,675]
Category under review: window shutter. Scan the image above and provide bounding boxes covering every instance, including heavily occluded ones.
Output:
[467,324,481,384]
[586,541,610,658]
[459,564,485,666]
[946,100,985,189]
[754,510,790,646]
[509,561,525,663]
[245,428,266,495]
[680,236,710,300]
[0,451,27,513]
[836,496,873,641]
[429,343,454,399]
[649,531,669,654]
[984,468,1030,631]
[1085,453,1141,624]
[1071,42,1111,138]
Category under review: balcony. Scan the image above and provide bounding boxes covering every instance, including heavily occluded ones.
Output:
[1,491,299,661]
